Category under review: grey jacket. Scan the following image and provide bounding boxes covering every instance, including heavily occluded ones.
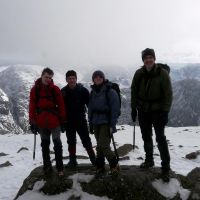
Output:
[88,83,120,128]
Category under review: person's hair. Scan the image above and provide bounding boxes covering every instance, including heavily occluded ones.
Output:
[66,70,77,79]
[41,67,54,76]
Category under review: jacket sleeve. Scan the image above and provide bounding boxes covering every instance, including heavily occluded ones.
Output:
[29,87,36,123]
[88,92,93,123]
[107,89,120,127]
[83,87,90,107]
[54,86,66,123]
[131,70,140,110]
[160,70,173,112]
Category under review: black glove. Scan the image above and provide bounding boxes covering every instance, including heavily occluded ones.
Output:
[160,112,168,126]
[110,125,117,134]
[89,123,94,134]
[30,123,38,135]
[131,109,137,122]
[60,122,67,133]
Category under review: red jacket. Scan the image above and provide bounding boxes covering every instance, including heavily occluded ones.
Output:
[29,78,66,130]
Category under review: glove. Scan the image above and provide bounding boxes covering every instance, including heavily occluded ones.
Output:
[30,123,38,135]
[131,109,137,122]
[89,123,94,134]
[60,122,67,133]
[160,112,168,126]
[110,125,117,134]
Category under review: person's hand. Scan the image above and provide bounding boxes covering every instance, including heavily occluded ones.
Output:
[30,123,38,135]
[131,109,137,122]
[60,122,67,133]
[160,112,168,125]
[89,123,94,134]
[110,125,117,134]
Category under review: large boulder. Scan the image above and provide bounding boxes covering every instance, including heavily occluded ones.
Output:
[14,164,195,200]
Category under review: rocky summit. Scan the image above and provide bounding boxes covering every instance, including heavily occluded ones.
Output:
[14,164,200,200]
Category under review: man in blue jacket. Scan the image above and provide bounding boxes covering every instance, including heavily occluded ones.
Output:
[88,70,120,175]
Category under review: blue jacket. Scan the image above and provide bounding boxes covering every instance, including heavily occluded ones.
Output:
[88,83,120,128]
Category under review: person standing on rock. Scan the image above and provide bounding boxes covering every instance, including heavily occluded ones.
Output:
[61,70,96,167]
[29,67,66,176]
[88,70,120,175]
[131,48,173,182]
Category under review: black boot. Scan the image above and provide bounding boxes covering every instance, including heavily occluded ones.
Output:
[109,157,120,176]
[87,148,96,166]
[140,160,154,169]
[53,138,64,172]
[67,155,78,167]
[161,168,171,182]
[41,139,52,174]
[95,157,106,176]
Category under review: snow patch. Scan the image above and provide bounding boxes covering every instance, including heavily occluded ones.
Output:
[152,178,190,200]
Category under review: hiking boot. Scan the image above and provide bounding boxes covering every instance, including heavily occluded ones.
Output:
[58,170,64,177]
[66,159,78,167]
[43,165,53,175]
[95,166,106,177]
[140,161,154,169]
[161,169,170,183]
[89,156,96,166]
[110,165,120,176]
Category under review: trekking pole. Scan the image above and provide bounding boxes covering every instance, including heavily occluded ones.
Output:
[133,122,136,151]
[110,131,119,162]
[33,128,37,160]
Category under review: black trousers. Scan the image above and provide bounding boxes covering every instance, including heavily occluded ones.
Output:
[138,111,170,170]
[66,119,94,156]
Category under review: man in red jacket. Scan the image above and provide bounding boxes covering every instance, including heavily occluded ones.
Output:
[29,67,66,176]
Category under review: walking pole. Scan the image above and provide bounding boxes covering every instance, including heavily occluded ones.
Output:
[133,122,136,150]
[33,128,37,160]
[110,131,119,162]
[33,134,36,160]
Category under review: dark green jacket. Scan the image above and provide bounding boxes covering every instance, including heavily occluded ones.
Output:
[131,64,173,112]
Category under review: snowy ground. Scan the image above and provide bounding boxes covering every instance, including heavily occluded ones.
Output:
[0,125,200,200]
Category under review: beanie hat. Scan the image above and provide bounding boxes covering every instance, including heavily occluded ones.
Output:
[66,70,77,79]
[92,70,105,81]
[141,48,156,61]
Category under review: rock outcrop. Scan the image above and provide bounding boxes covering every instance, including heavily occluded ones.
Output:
[14,165,200,200]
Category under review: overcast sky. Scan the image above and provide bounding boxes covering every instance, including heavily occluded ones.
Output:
[0,0,200,69]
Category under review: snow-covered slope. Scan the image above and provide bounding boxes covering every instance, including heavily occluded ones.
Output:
[0,125,200,199]
[0,88,22,134]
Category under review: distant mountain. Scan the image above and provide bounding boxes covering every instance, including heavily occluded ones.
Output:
[170,63,200,82]
[118,79,200,127]
[0,64,200,134]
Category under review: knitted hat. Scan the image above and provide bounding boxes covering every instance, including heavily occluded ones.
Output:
[65,70,77,79]
[92,70,105,81]
[141,48,156,61]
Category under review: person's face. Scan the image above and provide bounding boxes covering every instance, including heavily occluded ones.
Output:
[93,76,104,85]
[41,73,53,86]
[143,55,155,71]
[66,76,77,88]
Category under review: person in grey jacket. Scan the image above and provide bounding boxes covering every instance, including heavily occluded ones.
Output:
[88,70,120,175]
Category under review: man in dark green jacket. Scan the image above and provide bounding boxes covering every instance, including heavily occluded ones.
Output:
[131,48,173,182]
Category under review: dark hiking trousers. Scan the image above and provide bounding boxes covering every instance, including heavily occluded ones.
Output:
[94,124,118,168]
[66,119,95,160]
[40,127,63,171]
[138,111,170,170]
